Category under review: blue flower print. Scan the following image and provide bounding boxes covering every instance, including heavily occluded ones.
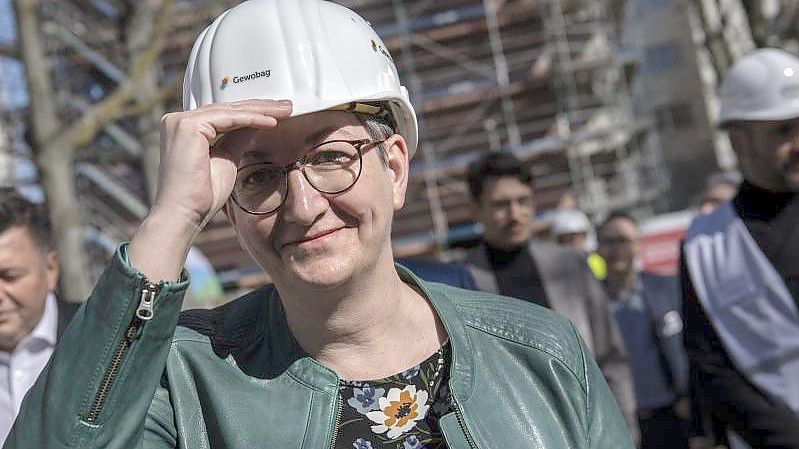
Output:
[353,438,373,449]
[400,364,420,380]
[403,435,427,449]
[348,384,385,414]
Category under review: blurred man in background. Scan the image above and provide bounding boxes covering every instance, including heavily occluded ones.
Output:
[461,152,639,441]
[598,212,692,449]
[0,189,77,443]
[682,48,799,448]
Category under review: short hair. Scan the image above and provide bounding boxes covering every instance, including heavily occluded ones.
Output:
[466,152,532,200]
[355,113,394,165]
[597,210,637,235]
[354,101,397,166]
[0,188,53,252]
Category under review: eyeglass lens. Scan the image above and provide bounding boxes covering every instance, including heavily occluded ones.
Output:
[232,140,363,214]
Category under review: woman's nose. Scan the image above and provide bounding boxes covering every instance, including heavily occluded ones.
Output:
[280,169,328,225]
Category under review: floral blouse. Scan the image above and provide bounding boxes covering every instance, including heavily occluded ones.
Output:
[334,343,452,449]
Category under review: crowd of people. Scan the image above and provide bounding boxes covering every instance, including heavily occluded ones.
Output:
[0,0,797,447]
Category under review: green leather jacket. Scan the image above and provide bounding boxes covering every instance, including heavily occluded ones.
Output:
[5,249,633,449]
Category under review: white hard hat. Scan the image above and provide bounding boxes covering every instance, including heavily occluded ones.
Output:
[550,209,592,236]
[719,48,799,127]
[182,0,419,155]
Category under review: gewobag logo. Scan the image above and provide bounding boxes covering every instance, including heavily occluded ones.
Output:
[220,69,271,89]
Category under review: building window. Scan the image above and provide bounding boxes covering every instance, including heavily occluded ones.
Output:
[654,102,694,132]
[645,42,681,72]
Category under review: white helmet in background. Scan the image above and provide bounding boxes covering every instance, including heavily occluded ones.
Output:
[183,0,419,155]
[550,209,592,237]
[719,48,799,127]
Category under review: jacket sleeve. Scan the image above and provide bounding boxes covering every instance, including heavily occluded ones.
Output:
[647,275,690,397]
[574,324,636,449]
[582,259,639,444]
[3,247,187,449]
[680,250,799,447]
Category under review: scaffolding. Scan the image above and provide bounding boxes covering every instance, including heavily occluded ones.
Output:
[540,0,669,216]
[0,0,236,274]
[0,0,671,289]
[339,0,670,255]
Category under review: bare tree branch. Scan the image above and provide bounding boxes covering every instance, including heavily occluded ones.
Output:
[56,0,175,150]
[117,75,181,121]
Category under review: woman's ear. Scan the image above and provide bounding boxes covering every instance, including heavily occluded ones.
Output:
[383,135,410,210]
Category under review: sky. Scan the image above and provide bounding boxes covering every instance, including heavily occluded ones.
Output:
[0,0,39,200]
[0,0,29,110]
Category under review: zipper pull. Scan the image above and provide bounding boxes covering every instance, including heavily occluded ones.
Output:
[135,282,158,321]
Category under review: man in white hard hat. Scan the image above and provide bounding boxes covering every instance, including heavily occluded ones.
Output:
[5,1,633,448]
[551,208,593,250]
[550,208,608,280]
[681,48,799,447]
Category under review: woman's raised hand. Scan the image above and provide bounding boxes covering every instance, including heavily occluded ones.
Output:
[129,99,292,282]
[154,99,292,228]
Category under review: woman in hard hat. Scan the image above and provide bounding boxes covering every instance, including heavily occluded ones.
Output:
[6,1,632,448]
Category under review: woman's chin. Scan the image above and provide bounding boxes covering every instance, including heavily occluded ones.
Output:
[283,256,355,289]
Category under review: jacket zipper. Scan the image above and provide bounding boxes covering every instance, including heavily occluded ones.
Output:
[329,384,343,449]
[82,281,158,425]
[450,394,478,449]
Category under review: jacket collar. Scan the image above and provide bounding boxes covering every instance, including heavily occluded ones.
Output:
[204,266,476,399]
[395,264,476,401]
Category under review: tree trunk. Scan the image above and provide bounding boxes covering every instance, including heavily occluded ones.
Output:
[125,1,165,204]
[36,146,94,301]
[0,121,13,186]
[140,73,163,205]
[14,0,93,302]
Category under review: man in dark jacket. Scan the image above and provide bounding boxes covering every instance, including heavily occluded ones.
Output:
[682,48,799,448]
[598,212,692,449]
[461,152,638,441]
[0,189,77,444]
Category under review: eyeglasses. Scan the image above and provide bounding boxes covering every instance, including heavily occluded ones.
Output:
[231,139,384,215]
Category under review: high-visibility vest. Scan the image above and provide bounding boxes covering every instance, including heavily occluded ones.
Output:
[684,202,799,415]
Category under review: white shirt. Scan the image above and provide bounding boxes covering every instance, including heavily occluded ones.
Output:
[0,294,58,443]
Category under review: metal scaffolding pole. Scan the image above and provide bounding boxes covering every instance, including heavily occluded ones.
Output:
[392,0,450,255]
[483,0,522,149]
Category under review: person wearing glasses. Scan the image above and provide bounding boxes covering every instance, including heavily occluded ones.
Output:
[5,1,632,448]
[597,212,694,449]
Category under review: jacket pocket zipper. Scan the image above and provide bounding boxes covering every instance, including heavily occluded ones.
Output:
[450,394,478,449]
[82,281,158,425]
